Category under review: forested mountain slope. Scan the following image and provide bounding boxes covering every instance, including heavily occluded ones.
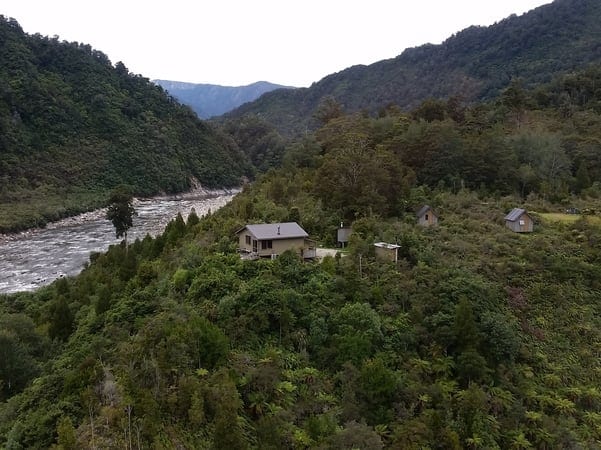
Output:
[154,80,292,118]
[223,0,601,135]
[0,16,251,232]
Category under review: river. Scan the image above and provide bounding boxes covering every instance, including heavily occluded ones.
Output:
[0,189,237,295]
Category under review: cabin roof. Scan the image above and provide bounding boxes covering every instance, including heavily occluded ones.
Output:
[505,208,528,222]
[374,241,401,250]
[416,205,434,218]
[237,222,308,240]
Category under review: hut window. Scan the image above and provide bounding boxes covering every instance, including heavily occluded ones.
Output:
[245,235,251,244]
[425,214,429,220]
[261,240,273,250]
[519,220,525,226]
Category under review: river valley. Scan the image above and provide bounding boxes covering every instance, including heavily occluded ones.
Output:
[0,190,237,294]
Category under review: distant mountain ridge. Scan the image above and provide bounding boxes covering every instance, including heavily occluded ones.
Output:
[153,80,293,118]
[222,0,601,135]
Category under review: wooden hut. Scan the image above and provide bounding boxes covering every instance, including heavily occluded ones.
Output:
[504,208,534,233]
[416,205,438,227]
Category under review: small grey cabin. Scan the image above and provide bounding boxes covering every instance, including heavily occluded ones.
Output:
[416,205,438,227]
[504,208,534,233]
[236,222,316,259]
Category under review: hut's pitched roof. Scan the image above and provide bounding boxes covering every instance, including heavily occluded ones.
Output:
[236,222,308,240]
[505,208,528,222]
[416,205,434,218]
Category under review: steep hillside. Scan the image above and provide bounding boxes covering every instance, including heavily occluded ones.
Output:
[2,176,600,448]
[154,79,293,118]
[223,0,601,135]
[0,16,251,232]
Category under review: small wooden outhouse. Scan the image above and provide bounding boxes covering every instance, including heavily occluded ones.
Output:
[416,205,438,227]
[504,208,533,233]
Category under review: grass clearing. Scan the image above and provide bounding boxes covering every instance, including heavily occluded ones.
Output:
[537,212,601,226]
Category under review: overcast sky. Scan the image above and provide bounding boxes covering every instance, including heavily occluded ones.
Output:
[3,0,553,87]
